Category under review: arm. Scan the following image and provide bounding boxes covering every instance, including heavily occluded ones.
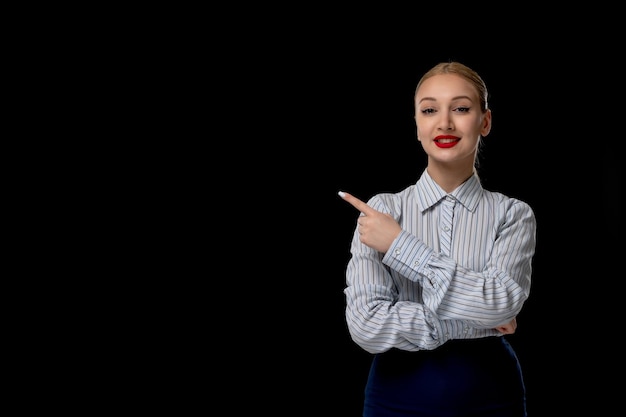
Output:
[344,230,447,353]
[390,198,536,327]
[340,191,532,353]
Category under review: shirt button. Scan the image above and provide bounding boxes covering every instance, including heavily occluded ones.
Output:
[395,249,400,255]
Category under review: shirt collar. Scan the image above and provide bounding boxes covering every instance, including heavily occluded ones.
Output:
[415,169,483,213]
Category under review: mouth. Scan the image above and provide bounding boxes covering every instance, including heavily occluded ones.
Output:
[434,136,460,148]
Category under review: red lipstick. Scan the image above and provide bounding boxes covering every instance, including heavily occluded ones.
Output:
[434,135,460,148]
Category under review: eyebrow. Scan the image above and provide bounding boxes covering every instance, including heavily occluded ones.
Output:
[418,95,474,104]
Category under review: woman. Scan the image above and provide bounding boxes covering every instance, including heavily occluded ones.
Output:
[338,61,536,416]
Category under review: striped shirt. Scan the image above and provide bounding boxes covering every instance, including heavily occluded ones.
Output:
[344,169,536,354]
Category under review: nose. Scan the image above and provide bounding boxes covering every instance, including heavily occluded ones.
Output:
[438,114,453,131]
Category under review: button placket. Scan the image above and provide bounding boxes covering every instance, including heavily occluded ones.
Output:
[440,196,456,256]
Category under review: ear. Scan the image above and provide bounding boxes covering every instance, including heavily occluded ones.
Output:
[481,109,492,136]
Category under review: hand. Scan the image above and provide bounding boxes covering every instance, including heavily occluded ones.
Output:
[495,317,517,334]
[339,191,402,253]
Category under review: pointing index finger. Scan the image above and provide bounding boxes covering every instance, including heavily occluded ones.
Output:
[338,191,375,216]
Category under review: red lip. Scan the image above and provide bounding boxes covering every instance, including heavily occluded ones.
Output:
[434,135,460,148]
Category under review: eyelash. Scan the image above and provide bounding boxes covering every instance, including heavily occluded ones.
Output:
[421,106,470,115]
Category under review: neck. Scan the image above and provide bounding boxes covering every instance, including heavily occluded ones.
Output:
[426,163,475,193]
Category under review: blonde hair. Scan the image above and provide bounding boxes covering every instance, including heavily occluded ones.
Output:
[415,62,489,112]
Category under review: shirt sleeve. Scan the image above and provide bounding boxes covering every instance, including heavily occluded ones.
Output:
[344,232,448,353]
[343,193,536,354]
[387,198,536,328]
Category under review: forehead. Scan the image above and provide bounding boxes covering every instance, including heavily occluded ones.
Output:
[416,74,477,101]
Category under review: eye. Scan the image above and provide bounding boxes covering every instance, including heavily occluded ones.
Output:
[420,108,436,115]
[455,106,470,113]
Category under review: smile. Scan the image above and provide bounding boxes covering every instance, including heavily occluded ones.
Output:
[434,137,460,148]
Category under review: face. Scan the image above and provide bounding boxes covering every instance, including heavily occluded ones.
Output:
[414,73,491,168]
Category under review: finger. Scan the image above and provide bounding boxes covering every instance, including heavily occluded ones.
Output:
[338,191,376,216]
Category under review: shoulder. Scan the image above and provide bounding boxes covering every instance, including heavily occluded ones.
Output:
[481,189,536,222]
[366,185,416,216]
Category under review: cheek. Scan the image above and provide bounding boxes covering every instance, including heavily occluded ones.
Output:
[458,118,482,134]
[415,118,429,134]
[416,122,434,141]
[416,114,435,126]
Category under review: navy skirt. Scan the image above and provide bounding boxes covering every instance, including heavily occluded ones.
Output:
[363,336,526,417]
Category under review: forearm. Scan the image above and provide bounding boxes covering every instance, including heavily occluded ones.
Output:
[384,230,532,328]
[344,285,503,353]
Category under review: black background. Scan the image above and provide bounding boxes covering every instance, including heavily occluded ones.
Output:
[47,10,622,416]
[192,25,621,415]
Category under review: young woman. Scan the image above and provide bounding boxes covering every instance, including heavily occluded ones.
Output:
[338,61,536,417]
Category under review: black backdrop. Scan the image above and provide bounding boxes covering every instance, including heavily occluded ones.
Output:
[193,30,620,415]
[242,49,620,414]
[65,11,622,416]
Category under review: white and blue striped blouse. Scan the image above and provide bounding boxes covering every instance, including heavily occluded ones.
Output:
[344,169,537,354]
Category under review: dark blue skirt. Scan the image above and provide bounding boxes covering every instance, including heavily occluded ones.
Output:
[363,337,526,417]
